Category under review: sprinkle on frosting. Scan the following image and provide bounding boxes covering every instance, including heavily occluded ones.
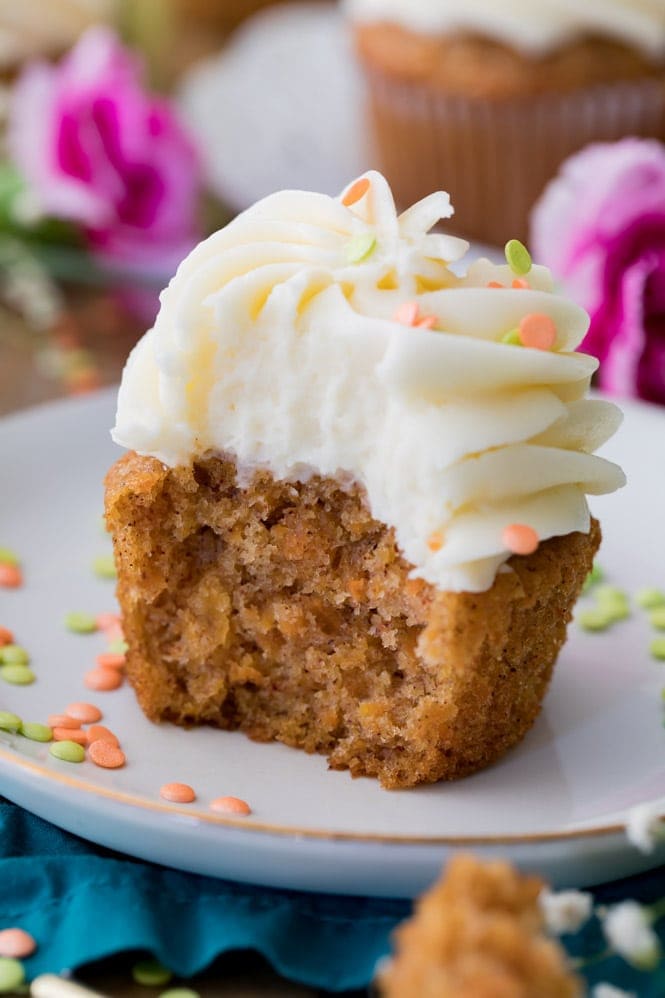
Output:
[112,170,626,593]
[519,313,557,351]
[342,176,371,207]
[505,239,532,277]
[501,523,539,556]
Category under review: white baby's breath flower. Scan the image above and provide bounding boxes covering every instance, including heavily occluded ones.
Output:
[539,888,593,934]
[592,985,636,998]
[626,801,664,854]
[602,901,661,970]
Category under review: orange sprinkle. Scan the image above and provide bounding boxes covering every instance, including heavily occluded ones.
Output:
[210,796,252,816]
[487,281,504,289]
[393,301,419,326]
[512,278,530,289]
[0,928,37,958]
[104,623,125,643]
[342,177,370,207]
[96,652,126,670]
[88,740,126,769]
[0,627,14,646]
[0,565,22,588]
[502,523,539,556]
[84,667,123,691]
[66,701,102,723]
[416,315,436,330]
[427,531,444,553]
[96,612,121,632]
[53,726,88,745]
[160,782,195,804]
[518,313,556,350]
[47,714,82,729]
[87,725,120,747]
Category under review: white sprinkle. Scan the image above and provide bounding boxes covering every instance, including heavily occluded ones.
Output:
[539,888,593,935]
[602,901,661,969]
[592,986,636,998]
[625,801,664,854]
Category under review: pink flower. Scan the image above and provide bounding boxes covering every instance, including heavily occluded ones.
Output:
[531,138,665,404]
[8,27,200,282]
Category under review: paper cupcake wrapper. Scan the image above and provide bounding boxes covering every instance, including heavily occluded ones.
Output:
[363,71,665,245]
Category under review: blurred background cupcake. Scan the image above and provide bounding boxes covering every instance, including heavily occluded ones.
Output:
[345,0,665,245]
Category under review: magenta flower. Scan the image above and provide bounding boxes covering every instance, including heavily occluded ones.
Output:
[8,27,200,282]
[531,138,665,404]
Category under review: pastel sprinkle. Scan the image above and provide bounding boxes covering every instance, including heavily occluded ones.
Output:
[96,652,125,670]
[160,783,196,804]
[578,608,613,632]
[0,665,35,685]
[49,740,85,763]
[0,645,29,665]
[582,562,604,592]
[87,725,120,747]
[53,727,87,746]
[636,588,665,609]
[47,714,81,730]
[518,313,557,351]
[0,565,22,588]
[487,281,504,289]
[416,314,436,330]
[96,612,121,632]
[505,238,532,276]
[0,712,22,733]
[512,278,530,289]
[64,611,98,634]
[427,531,444,553]
[342,177,370,207]
[65,702,102,724]
[651,638,665,661]
[650,607,665,630]
[346,232,376,264]
[501,328,522,346]
[210,796,252,816]
[92,554,116,579]
[0,628,14,646]
[132,961,173,987]
[595,585,630,620]
[88,740,126,769]
[0,929,36,959]
[394,301,420,325]
[0,957,25,993]
[20,722,52,743]
[0,548,19,567]
[84,667,123,691]
[501,524,539,556]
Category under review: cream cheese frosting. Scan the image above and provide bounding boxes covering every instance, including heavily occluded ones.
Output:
[344,0,665,60]
[112,171,625,593]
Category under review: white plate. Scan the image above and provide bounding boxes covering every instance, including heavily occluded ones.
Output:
[1,390,664,898]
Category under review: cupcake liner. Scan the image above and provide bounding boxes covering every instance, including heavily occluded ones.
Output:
[363,70,665,245]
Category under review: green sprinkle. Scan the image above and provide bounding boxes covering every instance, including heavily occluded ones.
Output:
[0,665,35,686]
[108,638,128,655]
[651,638,665,661]
[577,608,613,632]
[159,991,200,998]
[64,611,98,634]
[0,547,19,567]
[0,645,29,665]
[49,740,85,763]
[0,711,22,733]
[346,233,376,264]
[92,554,116,579]
[505,238,532,276]
[132,960,173,987]
[595,585,630,620]
[20,722,52,742]
[501,328,522,346]
[636,587,665,609]
[650,607,665,630]
[0,957,25,993]
[582,562,604,592]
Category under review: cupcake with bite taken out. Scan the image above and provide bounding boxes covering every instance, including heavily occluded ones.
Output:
[106,171,624,789]
[345,0,665,245]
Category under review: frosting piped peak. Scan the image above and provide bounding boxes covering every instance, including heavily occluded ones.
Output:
[113,171,625,592]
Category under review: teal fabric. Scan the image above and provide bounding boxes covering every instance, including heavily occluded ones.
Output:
[1,797,665,995]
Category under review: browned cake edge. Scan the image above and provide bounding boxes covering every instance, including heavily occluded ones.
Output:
[105,451,599,789]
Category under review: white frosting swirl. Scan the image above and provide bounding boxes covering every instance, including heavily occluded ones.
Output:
[344,0,665,60]
[113,171,625,593]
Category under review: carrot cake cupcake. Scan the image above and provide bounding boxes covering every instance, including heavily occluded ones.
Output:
[346,0,665,244]
[107,171,625,789]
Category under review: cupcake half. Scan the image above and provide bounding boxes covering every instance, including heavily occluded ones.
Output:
[107,171,625,789]
[346,0,665,245]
